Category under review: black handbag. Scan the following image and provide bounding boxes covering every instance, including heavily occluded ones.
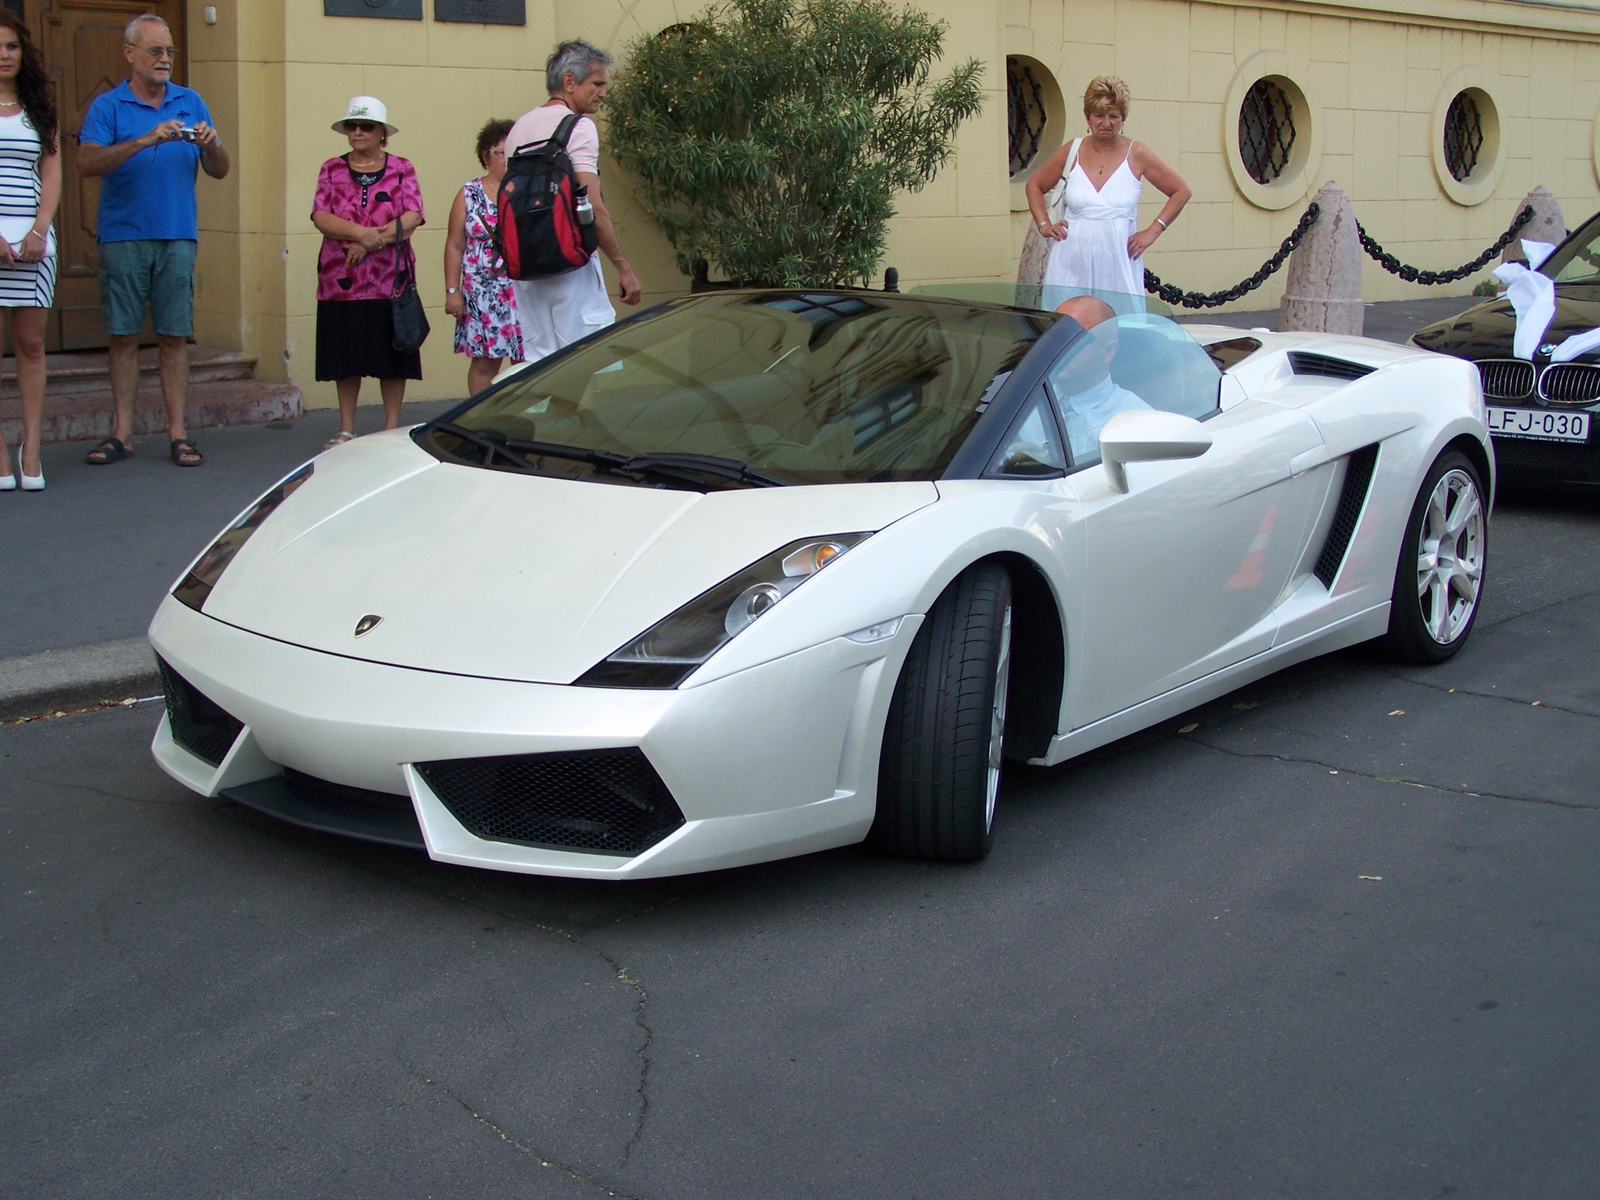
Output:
[391,216,430,354]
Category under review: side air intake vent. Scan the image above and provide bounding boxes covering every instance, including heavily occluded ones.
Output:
[1313,444,1380,588]
[156,657,244,767]
[1289,351,1375,382]
[416,748,686,856]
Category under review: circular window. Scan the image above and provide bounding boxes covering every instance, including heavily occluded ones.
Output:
[1443,92,1485,182]
[1430,70,1502,206]
[1007,57,1049,177]
[1224,56,1319,209]
[1239,79,1296,185]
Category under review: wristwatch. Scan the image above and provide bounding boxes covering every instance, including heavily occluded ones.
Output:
[445,287,459,294]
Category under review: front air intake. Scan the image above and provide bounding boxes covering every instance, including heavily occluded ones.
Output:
[156,657,244,767]
[1313,444,1380,588]
[415,748,686,856]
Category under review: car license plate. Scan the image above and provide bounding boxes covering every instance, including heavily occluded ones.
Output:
[1487,407,1591,442]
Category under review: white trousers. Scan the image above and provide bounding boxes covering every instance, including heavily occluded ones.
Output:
[512,254,615,364]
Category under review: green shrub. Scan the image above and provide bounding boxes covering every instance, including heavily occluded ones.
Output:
[1472,279,1498,296]
[606,0,984,288]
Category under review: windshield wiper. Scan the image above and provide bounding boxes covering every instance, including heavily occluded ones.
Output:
[503,436,632,470]
[619,451,787,488]
[429,421,541,473]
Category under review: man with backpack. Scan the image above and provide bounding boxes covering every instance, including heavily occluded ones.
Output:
[502,40,641,363]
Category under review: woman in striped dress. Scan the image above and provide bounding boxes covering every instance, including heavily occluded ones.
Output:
[0,11,58,492]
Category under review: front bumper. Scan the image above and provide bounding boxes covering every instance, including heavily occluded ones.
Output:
[148,597,918,879]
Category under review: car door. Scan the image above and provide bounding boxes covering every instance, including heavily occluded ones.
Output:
[1051,317,1327,726]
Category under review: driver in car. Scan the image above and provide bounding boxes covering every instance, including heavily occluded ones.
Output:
[1050,295,1150,463]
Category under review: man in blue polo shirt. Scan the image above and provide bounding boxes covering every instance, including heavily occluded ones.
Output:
[78,12,229,468]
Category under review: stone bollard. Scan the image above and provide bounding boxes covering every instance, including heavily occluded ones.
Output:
[1280,181,1364,335]
[1017,222,1050,288]
[1500,185,1566,265]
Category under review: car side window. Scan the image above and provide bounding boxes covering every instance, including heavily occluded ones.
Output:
[1043,314,1221,468]
[988,390,1066,477]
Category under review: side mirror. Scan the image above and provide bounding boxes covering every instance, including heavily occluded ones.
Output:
[1100,409,1212,492]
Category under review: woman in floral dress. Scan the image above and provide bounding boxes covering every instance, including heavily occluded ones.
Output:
[444,119,522,396]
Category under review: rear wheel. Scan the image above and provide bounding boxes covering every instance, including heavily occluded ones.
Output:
[870,564,1012,862]
[1383,448,1487,664]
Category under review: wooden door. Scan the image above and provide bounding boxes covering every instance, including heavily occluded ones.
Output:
[33,0,186,350]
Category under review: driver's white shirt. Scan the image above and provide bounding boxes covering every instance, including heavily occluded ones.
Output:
[1057,375,1149,462]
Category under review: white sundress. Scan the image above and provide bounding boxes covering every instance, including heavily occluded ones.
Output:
[1042,152,1144,299]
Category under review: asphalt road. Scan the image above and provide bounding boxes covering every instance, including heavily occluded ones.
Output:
[3,487,1597,1198]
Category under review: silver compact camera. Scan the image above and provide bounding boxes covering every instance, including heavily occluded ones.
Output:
[177,126,199,142]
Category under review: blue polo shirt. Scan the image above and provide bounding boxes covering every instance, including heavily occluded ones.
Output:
[79,80,212,243]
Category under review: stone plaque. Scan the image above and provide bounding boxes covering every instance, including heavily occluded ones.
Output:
[324,0,423,18]
[435,0,525,24]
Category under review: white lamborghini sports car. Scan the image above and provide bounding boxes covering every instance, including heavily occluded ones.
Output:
[149,286,1491,879]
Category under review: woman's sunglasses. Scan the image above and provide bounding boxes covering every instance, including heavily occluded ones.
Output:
[346,121,380,133]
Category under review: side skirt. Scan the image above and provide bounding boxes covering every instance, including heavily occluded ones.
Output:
[1035,602,1390,766]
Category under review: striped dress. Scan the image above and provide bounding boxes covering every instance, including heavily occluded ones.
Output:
[0,109,57,309]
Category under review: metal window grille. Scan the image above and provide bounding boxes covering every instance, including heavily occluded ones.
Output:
[1239,79,1295,185]
[1443,92,1484,182]
[1007,58,1048,177]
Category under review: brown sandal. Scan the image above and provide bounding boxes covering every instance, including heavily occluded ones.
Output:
[170,438,203,467]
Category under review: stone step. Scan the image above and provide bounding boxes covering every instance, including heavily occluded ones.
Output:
[0,378,303,445]
[0,345,257,396]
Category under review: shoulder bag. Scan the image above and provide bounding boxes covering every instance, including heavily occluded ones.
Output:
[391,215,430,354]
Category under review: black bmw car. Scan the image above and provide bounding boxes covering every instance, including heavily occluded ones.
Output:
[1411,211,1600,488]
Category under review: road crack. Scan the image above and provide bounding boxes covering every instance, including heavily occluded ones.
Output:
[402,1062,647,1199]
[1383,671,1600,720]
[1184,735,1598,811]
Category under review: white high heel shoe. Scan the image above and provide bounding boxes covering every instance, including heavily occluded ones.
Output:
[0,445,13,491]
[18,443,43,492]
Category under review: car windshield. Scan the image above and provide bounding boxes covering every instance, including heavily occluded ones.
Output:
[1542,212,1600,284]
[435,292,1052,485]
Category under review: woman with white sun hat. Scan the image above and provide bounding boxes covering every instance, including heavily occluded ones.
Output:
[309,95,426,451]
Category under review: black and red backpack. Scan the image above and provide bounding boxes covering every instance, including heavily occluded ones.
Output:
[496,113,598,280]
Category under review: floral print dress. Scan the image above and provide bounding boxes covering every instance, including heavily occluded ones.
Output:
[454,177,523,360]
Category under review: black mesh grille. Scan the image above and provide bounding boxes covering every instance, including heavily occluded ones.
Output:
[1443,91,1484,182]
[1314,444,1380,588]
[156,657,244,767]
[416,748,686,856]
[1478,359,1535,400]
[1538,363,1600,406]
[1239,78,1295,185]
[1493,435,1600,483]
[1288,351,1374,381]
[1006,57,1047,176]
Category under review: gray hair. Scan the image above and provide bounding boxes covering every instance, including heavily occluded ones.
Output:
[125,13,170,44]
[546,40,610,95]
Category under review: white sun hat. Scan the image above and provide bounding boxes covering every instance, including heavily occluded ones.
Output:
[333,96,398,136]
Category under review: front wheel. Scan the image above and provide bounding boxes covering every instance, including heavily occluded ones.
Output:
[870,564,1013,862]
[1382,448,1487,664]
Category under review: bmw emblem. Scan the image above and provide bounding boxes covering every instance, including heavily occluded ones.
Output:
[354,614,383,638]
[1539,342,1558,357]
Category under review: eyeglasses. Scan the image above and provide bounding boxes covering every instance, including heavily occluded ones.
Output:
[487,148,507,158]
[135,45,178,59]
[346,121,379,133]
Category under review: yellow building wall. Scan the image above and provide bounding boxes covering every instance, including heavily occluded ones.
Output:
[187,0,1600,411]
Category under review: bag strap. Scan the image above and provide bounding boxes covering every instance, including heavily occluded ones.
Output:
[552,112,581,149]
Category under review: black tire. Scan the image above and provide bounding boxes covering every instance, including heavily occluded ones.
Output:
[870,563,1013,862]
[1382,448,1488,664]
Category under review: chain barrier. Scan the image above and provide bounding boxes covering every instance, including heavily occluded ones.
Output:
[1143,203,1320,309]
[1356,204,1533,285]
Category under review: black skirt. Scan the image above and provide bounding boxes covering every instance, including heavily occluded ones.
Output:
[315,298,424,382]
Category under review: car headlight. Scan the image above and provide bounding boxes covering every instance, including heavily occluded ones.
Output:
[172,461,315,612]
[576,533,871,688]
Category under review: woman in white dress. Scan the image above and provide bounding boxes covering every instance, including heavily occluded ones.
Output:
[0,11,58,493]
[1025,77,1189,303]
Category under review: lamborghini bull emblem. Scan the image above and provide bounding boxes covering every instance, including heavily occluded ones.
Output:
[354,614,383,638]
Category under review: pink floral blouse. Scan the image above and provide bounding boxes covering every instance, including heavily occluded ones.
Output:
[311,153,426,302]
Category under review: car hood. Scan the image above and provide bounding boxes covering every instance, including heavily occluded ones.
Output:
[1410,284,1600,359]
[199,431,938,684]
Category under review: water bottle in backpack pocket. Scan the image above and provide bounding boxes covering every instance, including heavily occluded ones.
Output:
[496,113,600,280]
